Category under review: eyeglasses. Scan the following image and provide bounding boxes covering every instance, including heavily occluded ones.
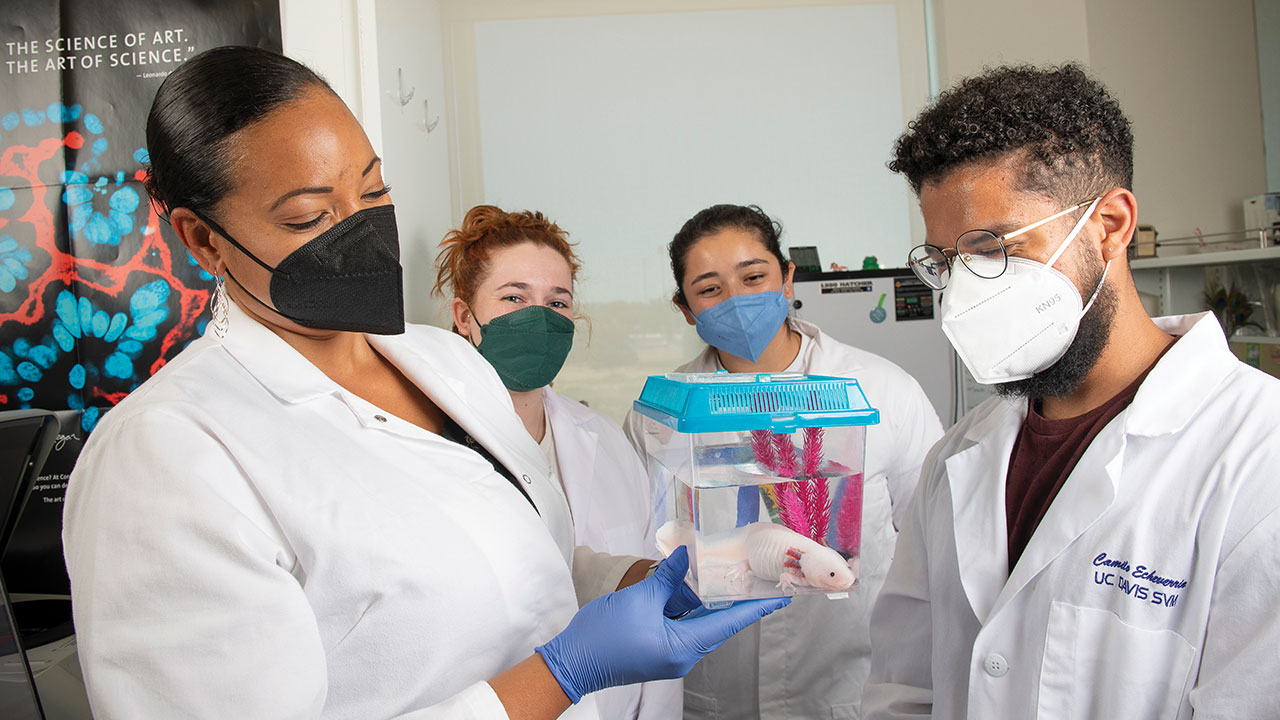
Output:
[907,199,1098,290]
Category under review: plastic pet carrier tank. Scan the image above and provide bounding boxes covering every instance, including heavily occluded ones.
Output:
[632,371,879,607]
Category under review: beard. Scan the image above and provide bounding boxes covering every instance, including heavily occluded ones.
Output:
[994,260,1117,400]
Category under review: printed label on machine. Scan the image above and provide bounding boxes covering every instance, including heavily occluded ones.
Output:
[819,280,873,294]
[894,277,934,321]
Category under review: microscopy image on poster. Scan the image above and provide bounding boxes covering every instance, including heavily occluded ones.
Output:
[0,0,280,425]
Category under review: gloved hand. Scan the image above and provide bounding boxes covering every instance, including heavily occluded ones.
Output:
[535,545,790,703]
[663,569,702,619]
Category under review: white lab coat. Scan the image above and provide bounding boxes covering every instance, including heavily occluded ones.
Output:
[863,312,1280,720]
[544,388,683,719]
[63,300,622,720]
[627,319,942,718]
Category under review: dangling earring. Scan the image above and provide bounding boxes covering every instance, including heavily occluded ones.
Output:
[210,274,229,338]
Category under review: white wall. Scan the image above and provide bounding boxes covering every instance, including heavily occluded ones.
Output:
[931,0,1267,241]
[441,1,931,422]
[1087,0,1264,240]
[280,0,381,152]
[473,6,914,304]
[932,0,1091,81]
[373,0,455,324]
[1258,0,1280,193]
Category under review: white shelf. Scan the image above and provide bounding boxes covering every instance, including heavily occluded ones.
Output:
[1227,335,1280,345]
[1130,245,1280,270]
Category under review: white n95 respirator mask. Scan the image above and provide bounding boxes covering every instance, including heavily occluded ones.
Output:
[941,198,1109,385]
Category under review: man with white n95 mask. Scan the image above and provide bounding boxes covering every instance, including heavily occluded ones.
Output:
[862,63,1280,720]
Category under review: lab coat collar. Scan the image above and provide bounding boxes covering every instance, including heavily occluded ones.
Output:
[947,393,1125,622]
[996,315,1237,604]
[947,312,1232,622]
[544,386,597,431]
[213,301,489,414]
[368,331,572,558]
[214,300,340,404]
[366,333,552,485]
[792,318,866,376]
[211,302,571,557]
[992,423,1123,618]
[214,299,547,478]
[945,398,1022,621]
[1125,312,1238,437]
[544,388,600,529]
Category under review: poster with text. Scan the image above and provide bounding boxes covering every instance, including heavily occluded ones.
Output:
[0,1,280,429]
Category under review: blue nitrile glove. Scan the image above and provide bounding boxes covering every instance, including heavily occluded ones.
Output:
[664,571,702,619]
[535,545,790,703]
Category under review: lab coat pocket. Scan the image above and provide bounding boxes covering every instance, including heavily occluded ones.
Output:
[830,702,862,719]
[1038,601,1195,720]
[683,689,718,719]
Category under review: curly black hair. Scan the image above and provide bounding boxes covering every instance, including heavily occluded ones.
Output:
[889,63,1133,204]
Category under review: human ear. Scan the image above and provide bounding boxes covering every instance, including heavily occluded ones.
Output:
[1095,188,1138,263]
[783,261,796,299]
[170,207,223,276]
[673,293,697,326]
[451,298,480,344]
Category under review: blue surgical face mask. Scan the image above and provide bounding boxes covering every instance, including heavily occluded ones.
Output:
[694,290,790,363]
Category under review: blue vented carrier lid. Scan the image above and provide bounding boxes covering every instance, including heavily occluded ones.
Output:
[632,371,880,433]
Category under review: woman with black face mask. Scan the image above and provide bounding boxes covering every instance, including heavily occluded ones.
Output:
[61,47,788,720]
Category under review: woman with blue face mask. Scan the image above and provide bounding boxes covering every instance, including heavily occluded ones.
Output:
[436,206,683,720]
[626,204,944,719]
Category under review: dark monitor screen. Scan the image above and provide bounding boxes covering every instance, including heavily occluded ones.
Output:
[0,415,57,552]
[0,413,53,720]
[2,409,81,597]
[789,246,822,273]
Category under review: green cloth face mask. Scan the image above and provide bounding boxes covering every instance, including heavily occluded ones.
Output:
[475,305,575,392]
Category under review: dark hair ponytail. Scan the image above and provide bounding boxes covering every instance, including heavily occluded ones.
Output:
[143,45,334,218]
[668,204,789,307]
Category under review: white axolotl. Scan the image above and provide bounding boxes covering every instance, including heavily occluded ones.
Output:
[657,520,856,594]
[736,521,856,592]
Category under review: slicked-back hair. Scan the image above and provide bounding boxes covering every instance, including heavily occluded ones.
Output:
[144,46,334,219]
[889,63,1133,205]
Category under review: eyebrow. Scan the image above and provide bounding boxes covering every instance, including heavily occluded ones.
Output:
[497,281,574,297]
[688,258,771,286]
[986,223,1022,238]
[269,186,332,212]
[268,156,382,212]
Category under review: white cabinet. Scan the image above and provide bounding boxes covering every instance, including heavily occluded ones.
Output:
[1131,246,1280,343]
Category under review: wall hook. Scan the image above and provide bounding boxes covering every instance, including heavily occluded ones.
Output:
[421,99,440,134]
[397,68,415,106]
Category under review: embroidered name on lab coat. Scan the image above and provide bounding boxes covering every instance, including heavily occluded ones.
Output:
[1092,552,1188,608]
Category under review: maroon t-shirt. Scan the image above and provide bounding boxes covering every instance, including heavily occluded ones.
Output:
[1005,341,1175,572]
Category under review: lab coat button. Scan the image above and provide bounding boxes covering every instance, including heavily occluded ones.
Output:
[984,653,1009,677]
[374,415,388,423]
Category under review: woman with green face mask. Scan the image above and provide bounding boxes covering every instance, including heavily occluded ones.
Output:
[435,206,682,720]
